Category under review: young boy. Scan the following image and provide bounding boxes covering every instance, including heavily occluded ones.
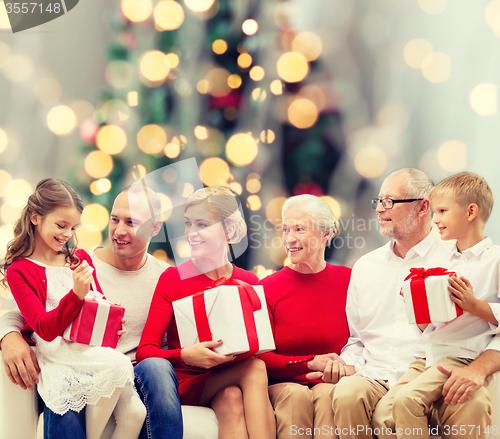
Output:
[372,172,500,439]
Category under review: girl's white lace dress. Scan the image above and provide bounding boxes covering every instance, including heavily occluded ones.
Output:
[32,261,135,415]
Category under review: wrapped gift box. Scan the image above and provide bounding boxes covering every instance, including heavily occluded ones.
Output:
[173,281,275,356]
[63,296,125,348]
[402,267,463,324]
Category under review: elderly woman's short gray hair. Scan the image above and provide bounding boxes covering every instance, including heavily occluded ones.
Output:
[281,194,340,246]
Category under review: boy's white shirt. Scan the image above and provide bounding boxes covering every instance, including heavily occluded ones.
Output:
[414,237,500,367]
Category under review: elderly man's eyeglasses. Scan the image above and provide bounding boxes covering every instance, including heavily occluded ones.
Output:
[371,198,424,210]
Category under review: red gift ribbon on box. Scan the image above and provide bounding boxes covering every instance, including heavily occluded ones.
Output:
[185,278,262,359]
[403,267,463,323]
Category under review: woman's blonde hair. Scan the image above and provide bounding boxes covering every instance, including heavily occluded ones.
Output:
[282,194,340,246]
[1,179,83,287]
[184,186,247,244]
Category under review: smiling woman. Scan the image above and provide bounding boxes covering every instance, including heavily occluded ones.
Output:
[137,186,276,439]
[257,194,351,439]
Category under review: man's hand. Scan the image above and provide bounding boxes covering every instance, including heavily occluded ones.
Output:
[305,359,355,383]
[1,332,40,390]
[307,353,345,372]
[437,364,485,405]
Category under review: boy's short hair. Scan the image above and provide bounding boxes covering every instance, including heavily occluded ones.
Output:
[430,172,494,222]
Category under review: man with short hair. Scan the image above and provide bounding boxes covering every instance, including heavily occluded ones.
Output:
[327,168,500,439]
[0,187,183,439]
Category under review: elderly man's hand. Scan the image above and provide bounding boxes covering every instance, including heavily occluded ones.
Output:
[305,360,355,383]
[437,364,486,405]
[307,353,345,373]
[1,332,40,390]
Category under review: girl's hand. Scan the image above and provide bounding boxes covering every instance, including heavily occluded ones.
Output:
[448,276,478,314]
[307,353,345,372]
[117,317,126,343]
[72,261,93,300]
[180,340,236,369]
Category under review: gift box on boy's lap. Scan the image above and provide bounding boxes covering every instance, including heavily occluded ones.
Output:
[63,296,125,349]
[173,280,275,356]
[401,267,463,324]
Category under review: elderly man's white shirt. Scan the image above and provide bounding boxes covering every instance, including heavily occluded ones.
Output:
[415,237,500,366]
[340,231,453,387]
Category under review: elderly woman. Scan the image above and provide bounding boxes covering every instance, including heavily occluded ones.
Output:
[258,194,351,439]
[137,186,275,439]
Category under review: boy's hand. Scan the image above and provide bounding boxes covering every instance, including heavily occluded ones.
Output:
[73,261,93,300]
[448,276,479,314]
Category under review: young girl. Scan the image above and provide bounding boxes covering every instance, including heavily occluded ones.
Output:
[1,178,146,439]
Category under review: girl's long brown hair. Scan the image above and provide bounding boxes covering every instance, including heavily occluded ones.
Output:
[1,178,83,288]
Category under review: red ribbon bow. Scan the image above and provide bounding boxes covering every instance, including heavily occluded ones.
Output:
[403,267,456,282]
[190,278,262,360]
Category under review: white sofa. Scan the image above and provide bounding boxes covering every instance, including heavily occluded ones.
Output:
[0,352,218,439]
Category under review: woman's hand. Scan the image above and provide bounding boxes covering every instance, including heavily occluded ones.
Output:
[72,261,93,300]
[180,340,236,369]
[117,315,126,343]
[307,353,345,372]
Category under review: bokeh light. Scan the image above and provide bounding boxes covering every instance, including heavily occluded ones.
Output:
[0,128,7,154]
[72,101,95,124]
[96,125,127,154]
[85,151,114,178]
[4,179,32,207]
[154,0,185,30]
[166,53,180,68]
[246,178,261,194]
[90,178,112,196]
[105,60,133,89]
[82,204,109,232]
[35,77,63,105]
[132,164,147,180]
[260,129,276,144]
[182,183,194,198]
[354,146,387,178]
[157,193,173,219]
[252,88,267,101]
[137,124,167,154]
[121,0,152,22]
[470,83,497,116]
[46,105,77,136]
[0,225,14,260]
[419,0,447,14]
[153,249,168,262]
[485,0,500,31]
[247,195,262,211]
[199,157,232,186]
[176,241,191,258]
[242,19,258,35]
[184,0,215,12]
[437,140,467,172]
[266,197,287,226]
[237,53,253,69]
[292,32,322,61]
[0,202,21,224]
[288,99,318,129]
[0,170,12,197]
[249,66,265,81]
[212,39,228,54]
[270,79,283,95]
[76,225,102,251]
[164,143,181,159]
[127,91,139,106]
[298,85,326,112]
[197,79,209,94]
[227,74,242,89]
[139,50,170,83]
[277,52,309,83]
[2,54,33,82]
[421,52,451,83]
[194,126,208,140]
[403,39,434,69]
[226,133,258,166]
[229,182,243,195]
[206,68,231,97]
[320,196,342,220]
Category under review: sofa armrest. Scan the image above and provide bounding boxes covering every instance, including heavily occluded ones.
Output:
[0,351,39,439]
[182,406,218,439]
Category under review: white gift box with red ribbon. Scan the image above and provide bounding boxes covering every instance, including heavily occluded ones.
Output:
[401,267,463,324]
[63,294,125,349]
[173,279,275,357]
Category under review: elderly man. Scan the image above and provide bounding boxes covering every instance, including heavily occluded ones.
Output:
[0,186,183,439]
[328,168,500,439]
